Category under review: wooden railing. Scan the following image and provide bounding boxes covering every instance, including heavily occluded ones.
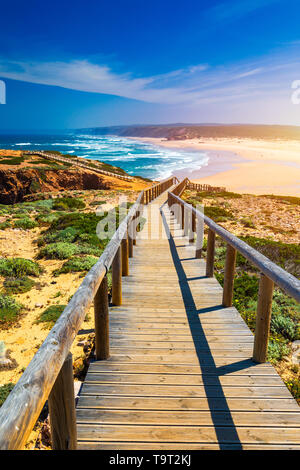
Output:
[25,151,134,182]
[187,181,226,192]
[168,179,300,364]
[143,176,179,204]
[0,176,176,450]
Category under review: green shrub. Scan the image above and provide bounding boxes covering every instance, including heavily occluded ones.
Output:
[0,221,11,230]
[77,232,101,247]
[0,383,15,407]
[38,226,79,246]
[36,305,66,327]
[184,190,242,203]
[14,217,38,230]
[0,294,24,326]
[35,213,60,225]
[0,156,24,165]
[204,206,234,222]
[51,212,101,233]
[240,217,255,228]
[38,242,79,260]
[76,244,102,256]
[267,340,290,364]
[262,195,300,206]
[0,258,42,277]
[30,199,53,211]
[240,236,300,272]
[285,379,300,400]
[233,273,259,308]
[3,276,35,294]
[271,314,298,341]
[53,256,98,276]
[53,197,85,211]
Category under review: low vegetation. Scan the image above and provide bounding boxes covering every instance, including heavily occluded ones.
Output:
[36,305,67,328]
[0,383,15,407]
[209,240,300,365]
[0,293,24,327]
[0,258,42,278]
[183,188,300,403]
[3,276,35,294]
[52,197,85,211]
[204,206,234,222]
[53,256,99,276]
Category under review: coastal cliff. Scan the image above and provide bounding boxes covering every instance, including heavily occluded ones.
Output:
[0,167,113,204]
[0,150,150,204]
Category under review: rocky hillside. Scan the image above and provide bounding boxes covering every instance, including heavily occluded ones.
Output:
[80,124,300,141]
[0,150,150,204]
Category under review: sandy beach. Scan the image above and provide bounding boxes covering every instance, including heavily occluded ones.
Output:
[133,137,300,196]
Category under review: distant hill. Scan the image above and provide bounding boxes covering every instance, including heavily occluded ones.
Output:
[77,124,300,141]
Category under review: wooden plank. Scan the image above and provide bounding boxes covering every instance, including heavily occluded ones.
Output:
[78,442,300,450]
[93,354,273,366]
[87,362,278,376]
[108,348,253,358]
[109,332,253,339]
[77,395,300,412]
[84,373,283,387]
[109,340,254,349]
[77,424,300,444]
[76,409,300,427]
[80,383,292,398]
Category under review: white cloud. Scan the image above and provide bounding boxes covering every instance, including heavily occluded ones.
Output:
[0,50,299,108]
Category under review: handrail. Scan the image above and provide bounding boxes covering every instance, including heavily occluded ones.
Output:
[25,151,134,182]
[0,176,175,450]
[187,181,226,192]
[143,176,179,204]
[170,191,300,302]
[168,179,300,364]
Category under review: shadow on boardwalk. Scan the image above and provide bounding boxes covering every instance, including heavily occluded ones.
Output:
[161,205,258,449]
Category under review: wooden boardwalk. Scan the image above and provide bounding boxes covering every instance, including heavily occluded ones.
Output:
[76,191,300,450]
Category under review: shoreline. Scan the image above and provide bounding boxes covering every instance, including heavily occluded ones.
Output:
[130,136,300,196]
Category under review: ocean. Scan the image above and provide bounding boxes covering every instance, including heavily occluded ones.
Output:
[0,133,209,180]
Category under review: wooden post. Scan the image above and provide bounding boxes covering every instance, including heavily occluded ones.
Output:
[253,274,274,363]
[181,203,185,231]
[112,246,122,305]
[48,353,77,450]
[206,229,215,277]
[122,234,129,276]
[94,276,109,360]
[184,207,189,237]
[196,213,204,258]
[189,209,195,243]
[128,233,133,258]
[132,215,137,246]
[222,244,236,307]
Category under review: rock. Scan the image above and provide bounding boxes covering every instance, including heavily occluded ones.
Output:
[35,303,44,308]
[0,357,13,367]
[0,343,18,370]
[291,340,300,365]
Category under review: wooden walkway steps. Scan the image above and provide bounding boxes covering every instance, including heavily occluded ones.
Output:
[76,191,300,450]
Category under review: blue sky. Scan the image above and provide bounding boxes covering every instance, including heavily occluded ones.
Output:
[1,0,300,129]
